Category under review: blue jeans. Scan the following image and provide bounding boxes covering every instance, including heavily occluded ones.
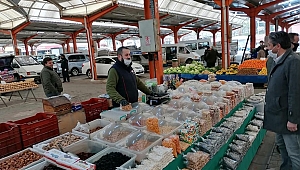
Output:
[276,134,292,170]
[276,133,300,170]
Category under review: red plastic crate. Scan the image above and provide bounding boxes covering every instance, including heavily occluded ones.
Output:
[81,98,109,122]
[8,113,59,148]
[0,123,22,158]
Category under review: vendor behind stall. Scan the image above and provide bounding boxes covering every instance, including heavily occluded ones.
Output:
[106,47,152,107]
[204,46,220,68]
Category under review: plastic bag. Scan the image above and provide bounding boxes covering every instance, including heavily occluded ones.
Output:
[223,157,239,170]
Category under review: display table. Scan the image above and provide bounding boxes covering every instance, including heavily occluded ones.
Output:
[179,74,268,84]
[164,102,266,170]
[0,87,38,107]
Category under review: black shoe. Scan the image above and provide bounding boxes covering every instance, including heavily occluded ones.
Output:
[63,81,66,83]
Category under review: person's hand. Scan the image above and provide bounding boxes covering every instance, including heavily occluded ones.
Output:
[287,121,298,132]
[120,99,129,106]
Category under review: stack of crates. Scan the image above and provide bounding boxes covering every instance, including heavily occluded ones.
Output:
[81,98,109,122]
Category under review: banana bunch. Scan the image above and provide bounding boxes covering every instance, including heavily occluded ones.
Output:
[229,64,238,69]
[259,67,267,75]
[225,68,238,75]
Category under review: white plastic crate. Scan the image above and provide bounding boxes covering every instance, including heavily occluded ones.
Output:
[64,140,108,160]
[72,119,111,139]
[92,123,137,147]
[86,147,136,169]
[33,132,88,154]
[0,148,44,170]
[116,130,163,162]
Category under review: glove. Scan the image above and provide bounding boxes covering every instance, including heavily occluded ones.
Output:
[120,99,129,106]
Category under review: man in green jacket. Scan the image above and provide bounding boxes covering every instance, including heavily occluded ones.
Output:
[106,47,152,107]
[40,57,63,97]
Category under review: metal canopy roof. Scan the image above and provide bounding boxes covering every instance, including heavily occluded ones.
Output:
[198,0,300,24]
[0,0,247,47]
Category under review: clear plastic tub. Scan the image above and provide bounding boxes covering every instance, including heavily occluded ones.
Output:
[64,140,108,160]
[26,160,67,170]
[33,132,87,154]
[128,112,152,129]
[0,148,44,170]
[93,122,137,147]
[100,108,137,122]
[116,130,163,162]
[72,119,111,139]
[86,147,136,169]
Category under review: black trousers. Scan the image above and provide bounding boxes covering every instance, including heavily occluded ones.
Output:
[206,62,215,68]
[62,70,70,82]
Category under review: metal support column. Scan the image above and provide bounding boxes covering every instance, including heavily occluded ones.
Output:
[84,18,97,80]
[275,19,279,32]
[144,0,164,84]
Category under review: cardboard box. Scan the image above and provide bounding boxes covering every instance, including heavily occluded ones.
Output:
[57,109,86,134]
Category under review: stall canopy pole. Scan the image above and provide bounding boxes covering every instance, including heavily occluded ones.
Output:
[215,0,232,69]
[84,17,97,80]
[143,0,164,84]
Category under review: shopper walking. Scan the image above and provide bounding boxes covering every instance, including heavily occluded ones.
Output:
[60,54,70,83]
[288,33,299,52]
[40,57,63,98]
[264,31,300,170]
[106,46,152,107]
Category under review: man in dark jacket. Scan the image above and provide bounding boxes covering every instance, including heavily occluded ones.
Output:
[106,47,152,107]
[60,54,70,83]
[204,46,220,68]
[264,31,300,170]
[40,57,63,97]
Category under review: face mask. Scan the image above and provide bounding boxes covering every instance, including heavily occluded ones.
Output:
[123,59,132,66]
[292,43,299,52]
[268,47,277,59]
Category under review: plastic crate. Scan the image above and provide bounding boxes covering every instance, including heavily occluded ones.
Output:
[0,123,22,158]
[86,147,136,169]
[81,98,109,122]
[8,113,59,148]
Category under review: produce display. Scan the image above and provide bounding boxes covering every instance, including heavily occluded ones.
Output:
[124,146,174,170]
[216,64,238,75]
[42,134,83,151]
[93,152,131,170]
[0,150,42,170]
[238,59,267,70]
[77,152,96,160]
[237,68,258,75]
[0,81,38,93]
[0,75,266,170]
[163,62,217,75]
[104,131,131,143]
[185,151,210,169]
[258,67,267,75]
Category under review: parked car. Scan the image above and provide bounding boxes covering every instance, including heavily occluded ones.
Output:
[131,50,149,72]
[56,53,89,76]
[0,54,20,82]
[82,56,145,78]
[12,55,43,83]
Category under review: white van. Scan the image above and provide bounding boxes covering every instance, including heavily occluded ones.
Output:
[12,55,43,83]
[162,44,200,65]
[180,39,212,57]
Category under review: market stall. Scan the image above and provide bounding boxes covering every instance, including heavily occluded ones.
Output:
[0,81,38,106]
[0,76,267,170]
[164,60,268,84]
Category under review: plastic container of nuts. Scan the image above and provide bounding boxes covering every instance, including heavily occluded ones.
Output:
[72,119,111,139]
[146,117,182,138]
[64,140,108,160]
[0,148,44,170]
[33,132,87,154]
[116,130,162,162]
[93,122,137,147]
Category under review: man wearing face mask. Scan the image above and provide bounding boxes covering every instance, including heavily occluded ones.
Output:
[264,31,300,170]
[288,33,299,52]
[106,46,152,107]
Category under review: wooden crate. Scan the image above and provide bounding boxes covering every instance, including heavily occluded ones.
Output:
[42,96,72,115]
